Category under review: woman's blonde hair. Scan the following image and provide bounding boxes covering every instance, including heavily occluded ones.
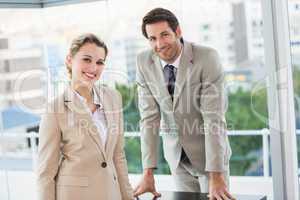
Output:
[65,33,108,78]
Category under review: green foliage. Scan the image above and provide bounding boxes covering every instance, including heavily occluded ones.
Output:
[226,87,268,176]
[293,67,300,168]
[226,87,268,130]
[293,67,300,96]
[116,83,170,174]
[115,83,140,132]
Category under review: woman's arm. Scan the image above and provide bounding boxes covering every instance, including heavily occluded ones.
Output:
[113,91,134,200]
[36,106,61,200]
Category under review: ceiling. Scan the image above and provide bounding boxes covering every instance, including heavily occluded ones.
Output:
[0,0,103,8]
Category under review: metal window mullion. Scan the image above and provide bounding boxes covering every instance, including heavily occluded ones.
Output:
[262,0,299,200]
[42,0,103,8]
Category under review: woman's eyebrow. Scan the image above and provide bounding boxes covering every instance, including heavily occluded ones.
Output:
[82,55,92,58]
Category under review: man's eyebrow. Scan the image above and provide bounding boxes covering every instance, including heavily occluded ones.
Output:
[160,31,169,35]
[82,55,92,58]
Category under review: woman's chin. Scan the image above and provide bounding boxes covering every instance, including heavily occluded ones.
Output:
[76,78,95,87]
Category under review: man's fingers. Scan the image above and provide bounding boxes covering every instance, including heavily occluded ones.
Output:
[134,187,160,198]
[214,194,222,200]
[208,192,226,200]
[221,193,231,200]
[151,191,161,197]
[208,191,235,200]
[133,187,144,197]
[224,189,235,199]
[133,185,139,194]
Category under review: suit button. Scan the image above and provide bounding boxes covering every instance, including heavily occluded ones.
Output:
[101,162,107,168]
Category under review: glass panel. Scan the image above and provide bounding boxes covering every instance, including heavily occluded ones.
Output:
[0,171,9,200]
[288,0,300,182]
[0,0,271,198]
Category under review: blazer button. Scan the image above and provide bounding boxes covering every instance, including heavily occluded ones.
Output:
[101,162,107,168]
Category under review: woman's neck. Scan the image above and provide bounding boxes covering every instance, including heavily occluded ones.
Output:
[71,81,93,102]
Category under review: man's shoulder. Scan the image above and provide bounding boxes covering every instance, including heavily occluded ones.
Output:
[137,49,153,62]
[189,42,218,56]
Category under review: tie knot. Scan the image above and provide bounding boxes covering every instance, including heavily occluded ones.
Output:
[165,64,175,71]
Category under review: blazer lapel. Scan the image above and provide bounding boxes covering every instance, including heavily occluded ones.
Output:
[63,86,106,157]
[151,53,173,109]
[64,86,87,114]
[94,86,115,155]
[173,41,194,110]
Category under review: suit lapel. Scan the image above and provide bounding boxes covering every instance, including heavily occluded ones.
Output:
[151,53,173,109]
[173,41,194,109]
[63,85,106,158]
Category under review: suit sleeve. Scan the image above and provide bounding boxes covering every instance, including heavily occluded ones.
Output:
[113,91,134,200]
[200,49,231,172]
[36,105,61,200]
[136,54,161,169]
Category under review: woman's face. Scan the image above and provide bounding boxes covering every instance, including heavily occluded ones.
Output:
[67,42,106,86]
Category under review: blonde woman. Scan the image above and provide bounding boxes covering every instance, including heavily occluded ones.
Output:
[37,33,133,200]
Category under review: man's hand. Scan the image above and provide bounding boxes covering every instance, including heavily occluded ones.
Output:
[208,172,235,200]
[133,168,161,198]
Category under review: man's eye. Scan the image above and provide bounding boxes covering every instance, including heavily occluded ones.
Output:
[97,61,104,65]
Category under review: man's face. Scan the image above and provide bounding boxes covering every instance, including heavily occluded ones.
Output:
[145,21,182,63]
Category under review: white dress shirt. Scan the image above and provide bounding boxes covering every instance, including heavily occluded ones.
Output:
[74,88,108,145]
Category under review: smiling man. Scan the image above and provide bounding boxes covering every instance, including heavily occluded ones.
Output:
[134,8,233,200]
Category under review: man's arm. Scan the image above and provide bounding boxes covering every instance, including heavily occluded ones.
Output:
[134,54,161,197]
[199,48,233,199]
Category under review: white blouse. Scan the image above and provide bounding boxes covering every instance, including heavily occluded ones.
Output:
[74,89,108,145]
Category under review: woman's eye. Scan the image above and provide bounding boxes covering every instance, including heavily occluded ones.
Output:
[83,58,91,63]
[96,61,104,65]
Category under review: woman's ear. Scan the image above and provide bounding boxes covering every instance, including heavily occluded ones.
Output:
[65,54,72,67]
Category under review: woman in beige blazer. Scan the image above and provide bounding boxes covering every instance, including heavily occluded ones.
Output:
[37,33,133,200]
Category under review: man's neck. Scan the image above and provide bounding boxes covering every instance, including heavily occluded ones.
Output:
[164,43,183,64]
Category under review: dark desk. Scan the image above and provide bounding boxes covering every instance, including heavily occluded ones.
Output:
[137,191,267,200]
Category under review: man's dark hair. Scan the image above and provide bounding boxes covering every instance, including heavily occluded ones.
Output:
[142,8,179,38]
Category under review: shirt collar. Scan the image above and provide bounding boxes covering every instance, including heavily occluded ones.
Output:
[160,45,183,69]
[73,87,102,107]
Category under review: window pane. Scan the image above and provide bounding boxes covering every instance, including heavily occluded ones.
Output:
[0,0,272,198]
[288,0,300,179]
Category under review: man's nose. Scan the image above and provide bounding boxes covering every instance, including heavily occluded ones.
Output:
[156,38,164,49]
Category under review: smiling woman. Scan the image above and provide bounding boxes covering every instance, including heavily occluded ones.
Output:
[65,33,108,80]
[36,33,134,200]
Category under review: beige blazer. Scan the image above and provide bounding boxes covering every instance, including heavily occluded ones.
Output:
[37,85,133,200]
[136,41,231,173]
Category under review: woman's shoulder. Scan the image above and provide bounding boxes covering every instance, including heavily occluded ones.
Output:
[43,91,66,114]
[95,84,122,99]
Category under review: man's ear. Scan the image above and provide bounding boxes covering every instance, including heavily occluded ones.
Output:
[175,26,182,38]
